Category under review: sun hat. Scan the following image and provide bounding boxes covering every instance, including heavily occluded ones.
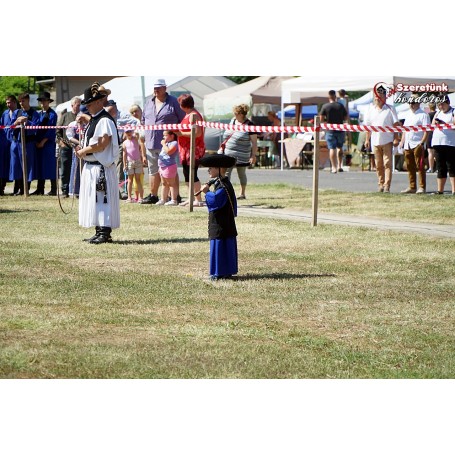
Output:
[154,78,166,88]
[199,154,236,168]
[81,82,111,105]
[37,91,54,103]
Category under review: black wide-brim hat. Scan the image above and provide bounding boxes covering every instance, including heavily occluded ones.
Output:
[199,154,236,168]
[81,82,111,105]
[37,91,54,103]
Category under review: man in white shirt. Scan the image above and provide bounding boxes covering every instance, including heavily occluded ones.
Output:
[399,95,430,194]
[364,92,401,192]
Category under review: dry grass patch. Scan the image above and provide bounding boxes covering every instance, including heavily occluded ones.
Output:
[0,187,454,378]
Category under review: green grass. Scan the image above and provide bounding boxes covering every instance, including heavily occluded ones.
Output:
[240,183,455,225]
[0,184,454,378]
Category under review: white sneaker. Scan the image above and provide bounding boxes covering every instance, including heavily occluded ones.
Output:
[156,199,165,205]
[164,200,178,206]
[416,188,426,194]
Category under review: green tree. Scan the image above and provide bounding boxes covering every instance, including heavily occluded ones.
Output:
[0,76,30,112]
[225,76,258,84]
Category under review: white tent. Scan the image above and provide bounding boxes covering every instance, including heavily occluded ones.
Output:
[56,75,236,115]
[281,76,394,105]
[203,76,293,120]
[282,76,455,106]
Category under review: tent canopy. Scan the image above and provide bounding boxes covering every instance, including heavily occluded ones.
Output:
[203,76,293,120]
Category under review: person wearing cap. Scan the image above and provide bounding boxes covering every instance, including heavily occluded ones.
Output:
[399,94,430,194]
[141,78,185,205]
[431,95,455,195]
[9,93,40,195]
[199,153,238,280]
[364,92,401,193]
[75,82,120,244]
[56,96,81,197]
[31,91,58,196]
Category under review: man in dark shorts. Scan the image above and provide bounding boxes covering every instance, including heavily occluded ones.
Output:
[320,90,348,173]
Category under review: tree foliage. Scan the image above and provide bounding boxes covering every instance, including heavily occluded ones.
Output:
[0,76,30,112]
[225,76,258,84]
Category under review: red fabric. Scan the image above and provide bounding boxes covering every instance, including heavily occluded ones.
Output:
[178,110,206,164]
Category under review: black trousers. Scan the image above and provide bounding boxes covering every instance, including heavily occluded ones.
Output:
[59,146,73,194]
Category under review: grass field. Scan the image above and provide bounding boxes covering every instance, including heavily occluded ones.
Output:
[1,183,454,378]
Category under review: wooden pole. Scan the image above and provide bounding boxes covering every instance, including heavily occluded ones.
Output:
[311,115,320,227]
[188,113,196,212]
[20,122,29,197]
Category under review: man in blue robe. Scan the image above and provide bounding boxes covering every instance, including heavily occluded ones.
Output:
[9,93,39,195]
[32,91,58,195]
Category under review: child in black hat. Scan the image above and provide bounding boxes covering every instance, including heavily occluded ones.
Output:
[199,154,238,280]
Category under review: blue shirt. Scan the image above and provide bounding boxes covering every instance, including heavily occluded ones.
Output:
[1,109,19,142]
[158,140,178,167]
[142,93,185,149]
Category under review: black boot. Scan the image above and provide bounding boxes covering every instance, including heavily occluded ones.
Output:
[83,226,101,242]
[31,179,45,196]
[14,179,24,196]
[90,226,112,244]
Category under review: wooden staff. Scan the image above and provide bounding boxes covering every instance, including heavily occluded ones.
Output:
[20,122,29,197]
[311,115,320,227]
[188,113,196,212]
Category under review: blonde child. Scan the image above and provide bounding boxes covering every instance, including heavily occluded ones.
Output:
[157,130,179,205]
[123,128,146,202]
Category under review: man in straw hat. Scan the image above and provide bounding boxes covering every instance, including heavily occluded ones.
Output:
[75,82,120,244]
[198,153,238,280]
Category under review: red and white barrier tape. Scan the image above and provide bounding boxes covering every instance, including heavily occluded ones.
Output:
[2,122,455,133]
[321,123,455,133]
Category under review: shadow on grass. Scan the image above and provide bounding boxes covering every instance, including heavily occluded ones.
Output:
[115,237,207,245]
[0,208,40,214]
[241,204,286,209]
[234,272,336,281]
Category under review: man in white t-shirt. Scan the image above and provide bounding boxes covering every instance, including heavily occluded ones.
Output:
[364,93,401,192]
[399,95,430,194]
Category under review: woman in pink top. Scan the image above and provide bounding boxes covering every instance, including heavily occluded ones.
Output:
[123,128,146,202]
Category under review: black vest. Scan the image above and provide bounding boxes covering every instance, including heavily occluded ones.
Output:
[84,109,118,147]
[208,177,238,240]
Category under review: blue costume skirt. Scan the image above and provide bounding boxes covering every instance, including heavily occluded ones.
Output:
[209,237,238,278]
[0,136,10,179]
[35,143,57,180]
[9,140,36,181]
